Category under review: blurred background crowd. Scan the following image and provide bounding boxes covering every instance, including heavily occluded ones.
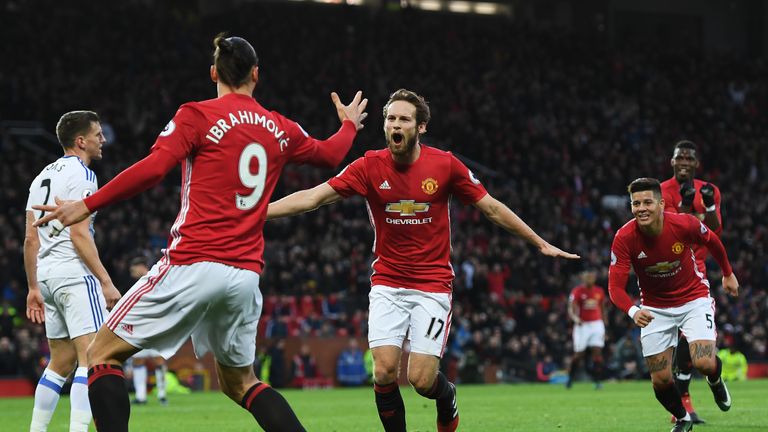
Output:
[1,0,766,386]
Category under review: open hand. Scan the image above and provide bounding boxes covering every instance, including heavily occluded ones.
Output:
[331,90,368,131]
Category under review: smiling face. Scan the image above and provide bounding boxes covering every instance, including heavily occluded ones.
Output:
[383,100,426,158]
[630,190,664,230]
[671,147,699,183]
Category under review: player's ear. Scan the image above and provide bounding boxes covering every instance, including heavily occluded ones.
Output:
[210,65,217,83]
[418,123,427,134]
[74,135,86,150]
[252,66,259,84]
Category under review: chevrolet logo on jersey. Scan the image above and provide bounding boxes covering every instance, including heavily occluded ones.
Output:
[385,200,430,216]
[644,260,681,276]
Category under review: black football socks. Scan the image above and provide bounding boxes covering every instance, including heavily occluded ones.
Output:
[374,381,406,432]
[419,372,456,425]
[241,382,306,432]
[88,364,130,432]
[654,383,687,420]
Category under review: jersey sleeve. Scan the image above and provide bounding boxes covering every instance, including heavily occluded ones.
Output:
[25,179,40,212]
[327,157,368,198]
[686,214,733,276]
[67,171,98,201]
[711,184,723,236]
[277,113,356,167]
[150,105,202,163]
[607,232,635,314]
[449,153,488,205]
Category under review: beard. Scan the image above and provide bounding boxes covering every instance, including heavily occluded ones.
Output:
[386,131,418,156]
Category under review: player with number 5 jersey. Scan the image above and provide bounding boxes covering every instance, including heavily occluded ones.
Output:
[267,88,579,432]
[34,34,368,432]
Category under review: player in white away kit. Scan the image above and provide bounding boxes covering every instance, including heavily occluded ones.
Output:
[24,111,121,432]
[35,34,367,432]
[267,89,579,432]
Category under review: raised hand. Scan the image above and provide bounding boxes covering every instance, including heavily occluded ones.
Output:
[700,183,715,208]
[679,181,695,209]
[331,90,368,131]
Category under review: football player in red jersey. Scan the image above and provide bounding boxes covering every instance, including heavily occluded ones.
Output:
[34,34,368,432]
[608,178,738,432]
[267,88,579,432]
[566,269,607,389]
[660,140,723,424]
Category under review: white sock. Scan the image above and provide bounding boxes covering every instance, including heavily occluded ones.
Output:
[155,365,167,399]
[133,365,147,401]
[69,367,91,432]
[30,368,66,431]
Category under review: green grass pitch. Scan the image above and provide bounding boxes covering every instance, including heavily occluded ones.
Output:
[3,379,766,431]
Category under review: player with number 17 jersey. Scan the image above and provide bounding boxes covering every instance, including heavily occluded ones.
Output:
[85,93,358,274]
[328,145,488,293]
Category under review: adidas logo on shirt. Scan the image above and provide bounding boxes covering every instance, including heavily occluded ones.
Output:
[379,180,391,190]
[637,251,647,259]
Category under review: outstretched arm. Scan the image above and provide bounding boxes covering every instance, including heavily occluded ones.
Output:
[33,149,178,228]
[473,194,580,259]
[267,182,343,220]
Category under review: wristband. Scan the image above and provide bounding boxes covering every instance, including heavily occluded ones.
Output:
[705,204,716,212]
[628,305,641,319]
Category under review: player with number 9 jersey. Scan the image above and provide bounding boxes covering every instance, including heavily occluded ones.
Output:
[33,35,369,432]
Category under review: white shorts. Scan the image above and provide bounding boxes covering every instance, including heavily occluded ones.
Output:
[368,285,452,357]
[572,320,605,352]
[107,259,262,367]
[40,275,107,339]
[640,297,716,357]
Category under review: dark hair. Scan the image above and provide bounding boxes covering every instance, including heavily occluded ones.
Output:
[627,177,662,199]
[213,33,258,88]
[674,140,698,154]
[55,111,100,149]
[383,88,431,125]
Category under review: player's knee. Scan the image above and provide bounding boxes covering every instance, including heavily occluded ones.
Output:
[692,356,716,375]
[650,372,674,388]
[407,372,434,395]
[373,363,398,384]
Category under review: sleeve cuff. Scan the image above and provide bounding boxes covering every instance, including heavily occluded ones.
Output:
[627,305,641,319]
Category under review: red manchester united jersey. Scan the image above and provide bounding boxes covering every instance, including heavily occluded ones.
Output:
[151,93,350,273]
[569,285,605,322]
[660,177,722,271]
[327,145,488,293]
[609,212,717,309]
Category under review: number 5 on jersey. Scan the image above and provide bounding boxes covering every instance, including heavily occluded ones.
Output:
[236,143,267,210]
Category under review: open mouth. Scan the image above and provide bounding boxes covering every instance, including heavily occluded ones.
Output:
[391,132,403,144]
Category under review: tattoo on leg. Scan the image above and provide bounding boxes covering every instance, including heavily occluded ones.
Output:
[646,356,668,373]
[692,344,713,360]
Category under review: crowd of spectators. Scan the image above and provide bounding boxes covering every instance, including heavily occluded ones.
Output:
[1,1,766,384]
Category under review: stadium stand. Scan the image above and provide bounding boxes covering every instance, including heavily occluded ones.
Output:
[1,0,766,388]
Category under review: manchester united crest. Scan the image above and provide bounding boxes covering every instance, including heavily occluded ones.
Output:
[672,242,685,254]
[421,178,438,195]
